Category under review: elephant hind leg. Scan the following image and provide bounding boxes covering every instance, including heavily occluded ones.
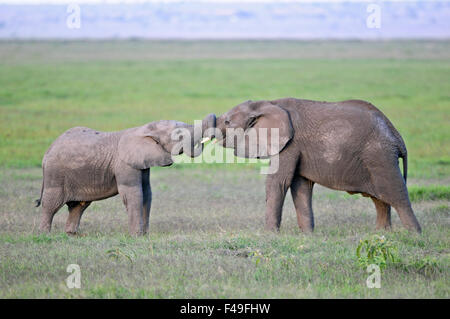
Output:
[290,176,314,233]
[371,197,391,230]
[391,201,421,233]
[39,188,65,233]
[65,201,91,235]
[370,165,421,233]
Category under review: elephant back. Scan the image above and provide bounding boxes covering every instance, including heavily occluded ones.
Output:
[44,126,117,170]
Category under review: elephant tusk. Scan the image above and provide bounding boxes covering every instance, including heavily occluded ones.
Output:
[200,137,211,144]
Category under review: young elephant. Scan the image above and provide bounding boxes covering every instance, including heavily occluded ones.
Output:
[36,114,216,236]
[212,98,421,233]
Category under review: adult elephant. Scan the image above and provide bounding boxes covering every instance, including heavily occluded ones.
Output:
[211,98,421,233]
[36,114,216,236]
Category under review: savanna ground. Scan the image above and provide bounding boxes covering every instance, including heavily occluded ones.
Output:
[0,40,449,298]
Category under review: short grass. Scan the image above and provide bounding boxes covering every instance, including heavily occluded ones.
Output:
[0,40,449,298]
[0,40,449,178]
[0,167,448,298]
[409,185,450,202]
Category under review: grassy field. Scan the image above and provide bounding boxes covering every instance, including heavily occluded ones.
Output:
[0,40,449,298]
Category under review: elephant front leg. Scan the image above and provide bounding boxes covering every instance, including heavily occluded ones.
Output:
[264,151,300,231]
[290,176,315,233]
[119,185,144,236]
[265,177,288,231]
[116,167,146,236]
[142,169,152,235]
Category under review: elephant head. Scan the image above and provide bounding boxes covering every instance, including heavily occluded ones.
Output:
[118,113,216,169]
[213,100,293,158]
[181,113,216,158]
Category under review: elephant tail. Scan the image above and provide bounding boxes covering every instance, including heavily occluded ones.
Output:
[399,148,407,184]
[35,186,43,207]
[35,167,44,207]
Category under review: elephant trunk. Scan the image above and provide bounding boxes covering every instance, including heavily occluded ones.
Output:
[212,114,226,146]
[202,113,216,139]
[184,113,216,158]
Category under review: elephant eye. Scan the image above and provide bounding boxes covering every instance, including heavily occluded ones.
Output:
[224,120,230,125]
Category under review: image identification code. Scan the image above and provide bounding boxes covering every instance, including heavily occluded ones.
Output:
[180,303,270,316]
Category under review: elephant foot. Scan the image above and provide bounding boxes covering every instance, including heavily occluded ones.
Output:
[375,224,392,231]
[406,223,422,234]
[130,234,145,237]
[39,224,51,233]
[299,226,314,234]
[128,229,145,237]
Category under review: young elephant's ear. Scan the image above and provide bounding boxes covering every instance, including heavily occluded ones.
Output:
[118,126,173,169]
[241,101,293,158]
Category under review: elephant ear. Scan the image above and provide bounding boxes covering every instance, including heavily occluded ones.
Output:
[118,126,173,169]
[240,102,293,158]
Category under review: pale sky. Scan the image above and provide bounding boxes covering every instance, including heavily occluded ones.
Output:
[1,0,447,39]
[0,0,443,4]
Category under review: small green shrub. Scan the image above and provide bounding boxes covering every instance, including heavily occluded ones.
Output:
[106,242,136,263]
[249,249,273,267]
[405,256,441,277]
[356,235,398,271]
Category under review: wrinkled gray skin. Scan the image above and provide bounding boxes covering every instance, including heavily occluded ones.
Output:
[214,98,421,233]
[36,114,216,236]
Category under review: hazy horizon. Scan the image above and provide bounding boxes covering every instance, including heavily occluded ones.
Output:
[1,1,449,39]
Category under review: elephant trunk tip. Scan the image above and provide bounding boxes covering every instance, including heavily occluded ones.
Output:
[202,113,217,139]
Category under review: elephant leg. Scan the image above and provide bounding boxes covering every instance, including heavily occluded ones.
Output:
[141,169,152,235]
[371,197,391,230]
[39,188,64,233]
[370,163,421,233]
[119,185,144,236]
[290,176,315,233]
[264,150,300,231]
[391,199,421,233]
[265,175,288,231]
[117,169,144,236]
[65,201,91,235]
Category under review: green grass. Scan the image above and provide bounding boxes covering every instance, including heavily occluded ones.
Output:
[0,167,448,298]
[0,40,449,298]
[409,185,450,202]
[0,40,449,178]
[0,215,448,298]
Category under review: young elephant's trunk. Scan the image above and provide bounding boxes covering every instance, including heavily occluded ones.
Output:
[185,113,216,158]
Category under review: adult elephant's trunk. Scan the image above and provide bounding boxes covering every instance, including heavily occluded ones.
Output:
[184,113,216,158]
